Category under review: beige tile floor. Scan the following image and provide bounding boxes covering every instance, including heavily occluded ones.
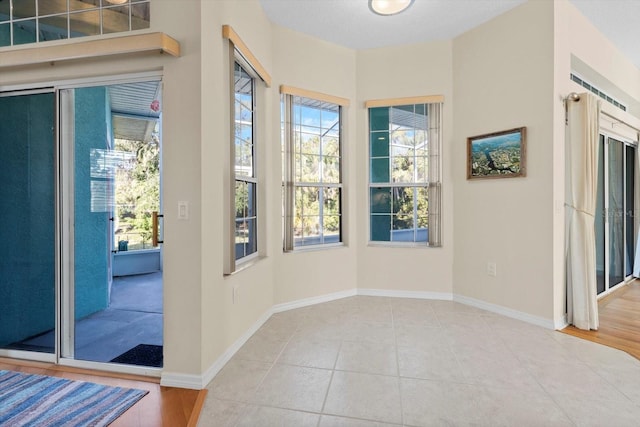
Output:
[198,296,640,426]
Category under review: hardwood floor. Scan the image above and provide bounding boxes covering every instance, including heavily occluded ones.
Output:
[562,281,640,360]
[0,358,207,427]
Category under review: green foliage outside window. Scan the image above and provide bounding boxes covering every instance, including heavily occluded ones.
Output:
[287,96,342,246]
[369,104,430,242]
[114,133,160,250]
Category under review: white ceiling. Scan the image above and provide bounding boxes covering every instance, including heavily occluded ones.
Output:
[260,0,640,69]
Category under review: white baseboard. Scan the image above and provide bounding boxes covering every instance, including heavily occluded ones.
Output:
[201,308,274,389]
[161,309,273,390]
[453,294,556,330]
[200,287,448,389]
[160,372,206,390]
[358,288,453,301]
[272,288,357,313]
[181,289,357,390]
[555,314,569,330]
[185,288,557,389]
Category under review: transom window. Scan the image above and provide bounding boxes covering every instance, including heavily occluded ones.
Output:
[367,98,442,246]
[282,90,346,250]
[0,0,150,48]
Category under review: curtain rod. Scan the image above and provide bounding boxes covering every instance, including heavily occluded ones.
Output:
[601,109,640,132]
[600,109,640,141]
[565,92,640,140]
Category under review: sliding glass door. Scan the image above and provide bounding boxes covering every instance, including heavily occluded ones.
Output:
[59,86,116,363]
[0,91,57,358]
[60,83,164,368]
[0,76,163,371]
[59,82,164,369]
[595,133,637,296]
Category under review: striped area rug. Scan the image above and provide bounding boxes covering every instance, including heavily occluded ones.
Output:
[0,370,148,427]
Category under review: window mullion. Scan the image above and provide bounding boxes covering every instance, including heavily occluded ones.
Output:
[296,182,342,188]
[319,188,325,244]
[413,187,417,242]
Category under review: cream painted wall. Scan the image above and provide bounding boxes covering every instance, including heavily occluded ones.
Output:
[452,1,556,321]
[271,27,358,304]
[356,42,455,294]
[199,0,277,375]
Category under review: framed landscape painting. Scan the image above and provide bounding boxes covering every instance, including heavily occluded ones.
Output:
[467,127,526,180]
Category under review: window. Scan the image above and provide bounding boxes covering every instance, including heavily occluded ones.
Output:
[281,87,348,250]
[367,98,442,246]
[234,62,257,261]
[0,0,150,48]
[223,25,271,274]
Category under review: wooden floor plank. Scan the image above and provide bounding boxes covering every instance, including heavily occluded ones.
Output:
[562,282,640,361]
[0,359,205,427]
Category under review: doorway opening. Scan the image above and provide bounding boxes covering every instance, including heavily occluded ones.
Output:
[0,77,164,372]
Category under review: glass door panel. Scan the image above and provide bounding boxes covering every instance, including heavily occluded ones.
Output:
[625,144,635,277]
[62,82,164,368]
[608,138,625,288]
[69,86,114,362]
[0,92,56,355]
[596,135,637,296]
[595,135,606,294]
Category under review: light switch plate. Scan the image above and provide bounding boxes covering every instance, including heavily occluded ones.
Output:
[178,201,189,220]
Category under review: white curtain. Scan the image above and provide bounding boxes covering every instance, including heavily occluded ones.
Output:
[566,93,600,330]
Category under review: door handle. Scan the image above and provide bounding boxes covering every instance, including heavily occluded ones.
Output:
[152,211,164,246]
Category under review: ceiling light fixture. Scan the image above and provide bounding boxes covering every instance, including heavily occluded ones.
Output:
[369,0,414,16]
[106,0,128,5]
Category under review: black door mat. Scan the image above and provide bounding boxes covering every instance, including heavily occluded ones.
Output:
[110,344,163,368]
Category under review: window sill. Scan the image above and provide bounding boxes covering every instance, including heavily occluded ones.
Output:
[285,242,345,254]
[224,253,264,277]
[367,241,440,249]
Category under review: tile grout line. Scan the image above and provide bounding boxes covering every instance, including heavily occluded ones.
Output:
[490,319,579,427]
[390,302,404,427]
[212,395,407,426]
[434,306,469,391]
[230,313,303,427]
[576,348,640,406]
[317,337,343,423]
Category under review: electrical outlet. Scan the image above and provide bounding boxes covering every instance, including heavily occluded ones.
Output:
[487,262,497,277]
[233,286,239,304]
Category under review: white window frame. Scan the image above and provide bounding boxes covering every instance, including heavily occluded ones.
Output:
[366,96,443,247]
[281,86,349,251]
[233,60,258,263]
[223,25,271,274]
